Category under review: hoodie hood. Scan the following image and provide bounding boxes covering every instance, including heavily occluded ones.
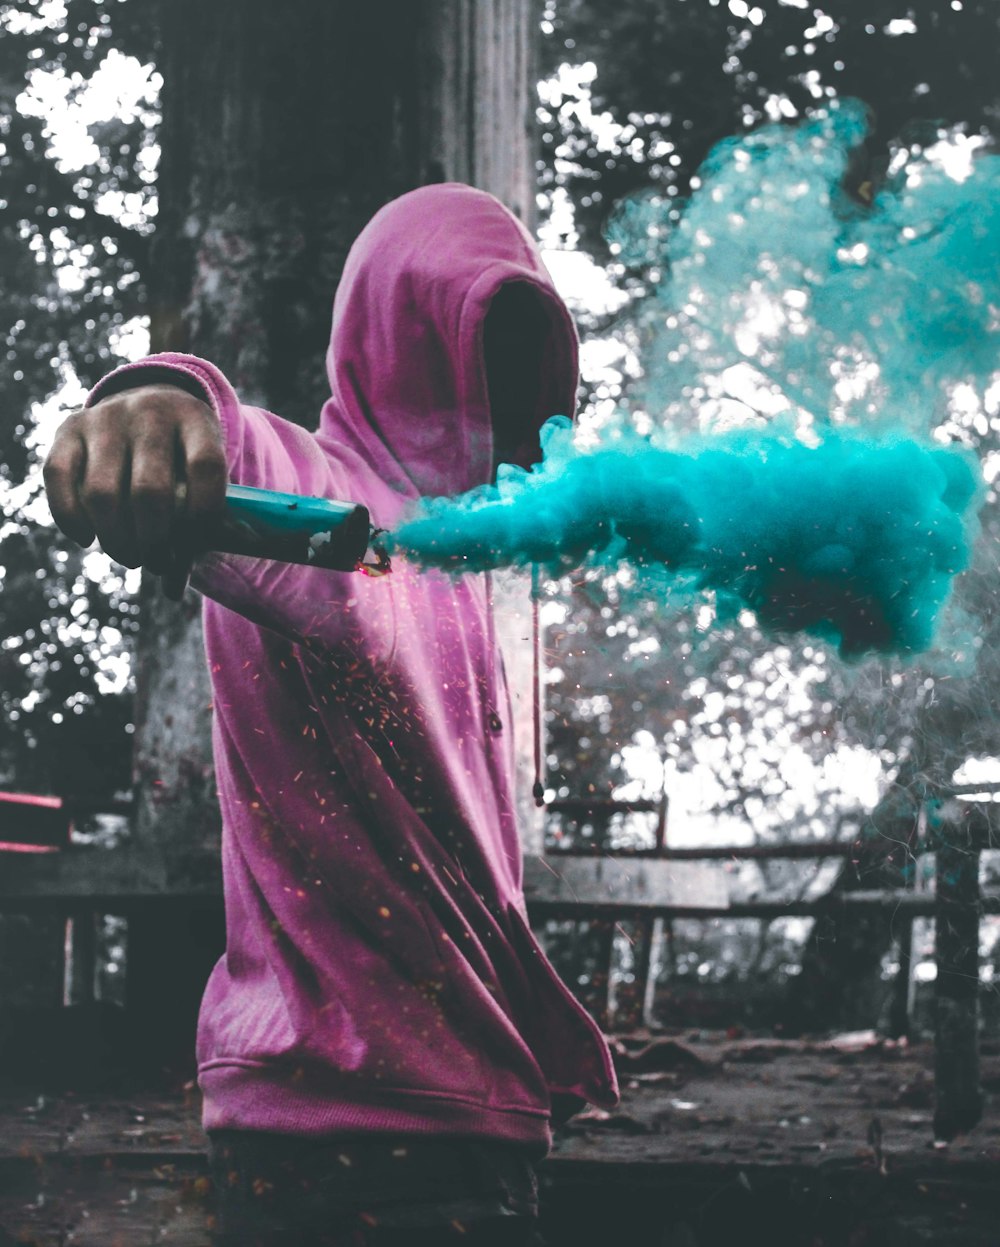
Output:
[320,183,579,499]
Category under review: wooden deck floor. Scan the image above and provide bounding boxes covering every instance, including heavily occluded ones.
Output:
[1,1033,999,1246]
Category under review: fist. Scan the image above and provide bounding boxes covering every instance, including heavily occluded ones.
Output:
[43,383,228,599]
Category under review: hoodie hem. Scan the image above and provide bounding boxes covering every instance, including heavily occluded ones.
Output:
[199,1060,554,1148]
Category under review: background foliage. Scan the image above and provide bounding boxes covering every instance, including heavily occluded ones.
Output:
[0,1,157,801]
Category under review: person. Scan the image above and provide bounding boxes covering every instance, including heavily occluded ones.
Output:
[43,183,619,1246]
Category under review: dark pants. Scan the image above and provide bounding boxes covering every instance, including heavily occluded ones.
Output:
[208,1130,548,1247]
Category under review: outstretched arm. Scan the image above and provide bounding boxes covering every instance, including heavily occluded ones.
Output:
[43,354,364,641]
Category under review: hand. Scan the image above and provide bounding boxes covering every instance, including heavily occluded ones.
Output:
[43,383,228,600]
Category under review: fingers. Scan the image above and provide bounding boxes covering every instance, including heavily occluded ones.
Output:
[43,421,95,548]
[129,405,226,575]
[157,412,226,599]
[78,416,139,567]
[178,412,227,532]
[161,494,192,601]
[129,422,182,574]
[42,387,228,594]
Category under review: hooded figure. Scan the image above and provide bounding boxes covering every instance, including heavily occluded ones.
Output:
[85,184,619,1212]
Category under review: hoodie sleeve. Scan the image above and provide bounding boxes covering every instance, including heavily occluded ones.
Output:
[85,352,363,642]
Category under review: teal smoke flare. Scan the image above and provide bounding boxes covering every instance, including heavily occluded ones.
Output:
[389,418,981,659]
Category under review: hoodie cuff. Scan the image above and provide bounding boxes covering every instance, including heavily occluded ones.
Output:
[85,353,244,479]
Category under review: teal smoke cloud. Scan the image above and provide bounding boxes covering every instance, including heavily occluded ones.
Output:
[389,418,981,658]
[390,101,993,658]
[613,99,1000,426]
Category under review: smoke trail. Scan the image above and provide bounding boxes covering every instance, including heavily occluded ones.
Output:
[389,418,981,658]
[389,100,994,658]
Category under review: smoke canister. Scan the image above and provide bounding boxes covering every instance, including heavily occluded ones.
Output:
[200,484,375,572]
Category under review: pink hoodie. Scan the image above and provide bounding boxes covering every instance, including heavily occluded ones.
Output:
[87,184,619,1148]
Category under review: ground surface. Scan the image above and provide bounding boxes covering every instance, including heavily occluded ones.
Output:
[1,1032,998,1246]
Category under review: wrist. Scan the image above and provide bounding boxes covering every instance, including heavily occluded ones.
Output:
[88,365,213,410]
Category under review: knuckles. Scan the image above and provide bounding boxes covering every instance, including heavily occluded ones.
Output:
[187,447,226,473]
[185,451,228,498]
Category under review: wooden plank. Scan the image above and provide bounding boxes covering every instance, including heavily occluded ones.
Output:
[5,847,1000,922]
[63,1095,208,1158]
[934,831,984,1140]
[5,1041,1000,1244]
[63,908,98,1007]
[546,798,661,813]
[1,849,725,910]
[575,916,615,1032]
[523,856,1000,918]
[0,1155,212,1247]
[608,915,655,1032]
[526,891,1000,919]
[886,911,914,1039]
[547,840,855,861]
[523,854,728,912]
[0,848,219,906]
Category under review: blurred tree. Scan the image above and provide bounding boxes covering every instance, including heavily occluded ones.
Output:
[0,0,543,1044]
[0,0,155,1011]
[0,0,155,803]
